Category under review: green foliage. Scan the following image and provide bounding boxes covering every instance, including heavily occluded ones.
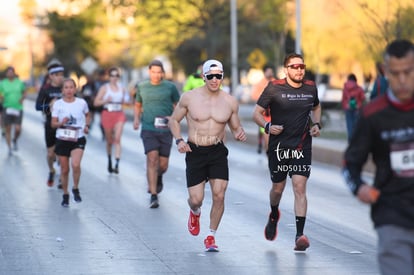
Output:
[393,6,414,40]
[18,0,37,24]
[38,0,289,76]
[33,0,414,81]
[44,10,98,75]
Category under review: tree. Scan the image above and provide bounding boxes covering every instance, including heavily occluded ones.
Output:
[392,6,414,40]
[173,0,288,74]
[30,0,290,78]
[353,0,414,62]
[18,0,37,25]
[42,6,99,75]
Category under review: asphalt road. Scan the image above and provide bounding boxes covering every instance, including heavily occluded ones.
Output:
[0,100,379,275]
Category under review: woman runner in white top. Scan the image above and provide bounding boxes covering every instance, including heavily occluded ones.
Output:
[94,67,130,174]
[51,78,91,207]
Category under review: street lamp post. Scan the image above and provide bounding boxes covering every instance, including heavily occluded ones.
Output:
[295,0,302,54]
[230,0,238,95]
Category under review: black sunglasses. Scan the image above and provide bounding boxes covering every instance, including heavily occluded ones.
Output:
[287,64,306,70]
[205,73,223,80]
[110,74,120,77]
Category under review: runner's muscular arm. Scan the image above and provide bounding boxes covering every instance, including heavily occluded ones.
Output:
[133,102,142,130]
[228,98,246,142]
[168,95,189,140]
[310,103,322,137]
[253,103,284,135]
[252,104,267,128]
[311,103,322,124]
[84,111,92,135]
[168,94,192,153]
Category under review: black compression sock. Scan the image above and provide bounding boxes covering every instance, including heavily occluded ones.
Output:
[295,216,306,237]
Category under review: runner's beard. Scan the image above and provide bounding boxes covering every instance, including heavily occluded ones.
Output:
[291,75,304,84]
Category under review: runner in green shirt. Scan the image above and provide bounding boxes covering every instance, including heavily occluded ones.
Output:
[0,66,26,155]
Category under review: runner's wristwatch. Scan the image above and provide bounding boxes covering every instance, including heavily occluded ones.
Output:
[175,138,184,145]
[313,122,322,130]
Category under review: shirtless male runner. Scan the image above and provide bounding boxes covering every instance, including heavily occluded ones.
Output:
[168,59,246,252]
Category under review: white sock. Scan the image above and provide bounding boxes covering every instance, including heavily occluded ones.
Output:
[208,229,216,237]
[191,208,201,215]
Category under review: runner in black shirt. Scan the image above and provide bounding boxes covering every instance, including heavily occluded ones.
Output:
[343,39,414,275]
[35,63,65,187]
[253,53,321,251]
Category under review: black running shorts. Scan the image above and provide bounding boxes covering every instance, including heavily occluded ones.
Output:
[55,137,86,157]
[2,110,23,126]
[268,147,312,183]
[44,122,57,148]
[185,142,229,188]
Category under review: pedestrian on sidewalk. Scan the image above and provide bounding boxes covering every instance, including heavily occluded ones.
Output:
[343,39,414,275]
[133,60,180,208]
[0,66,27,156]
[369,62,388,100]
[51,78,91,207]
[252,53,321,251]
[341,73,365,143]
[94,67,130,174]
[169,59,246,252]
[35,62,65,187]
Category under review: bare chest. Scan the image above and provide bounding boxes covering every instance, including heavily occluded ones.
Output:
[188,99,232,123]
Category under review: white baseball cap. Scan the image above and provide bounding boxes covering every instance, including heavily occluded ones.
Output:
[202,59,223,75]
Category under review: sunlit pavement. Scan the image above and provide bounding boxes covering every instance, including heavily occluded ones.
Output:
[0,100,379,274]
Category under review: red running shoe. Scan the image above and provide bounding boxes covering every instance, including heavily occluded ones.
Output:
[188,211,200,236]
[294,235,310,251]
[204,236,219,252]
[47,171,55,187]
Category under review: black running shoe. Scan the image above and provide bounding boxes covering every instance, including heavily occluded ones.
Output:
[113,165,119,174]
[12,140,18,151]
[264,210,280,241]
[61,194,69,207]
[157,175,163,193]
[72,188,82,202]
[149,194,159,208]
[108,159,113,173]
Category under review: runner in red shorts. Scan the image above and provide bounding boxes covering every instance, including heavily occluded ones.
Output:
[94,67,130,174]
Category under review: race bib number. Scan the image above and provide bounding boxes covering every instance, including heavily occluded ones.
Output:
[57,127,79,142]
[5,108,20,117]
[154,116,168,128]
[390,142,414,177]
[105,103,122,112]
